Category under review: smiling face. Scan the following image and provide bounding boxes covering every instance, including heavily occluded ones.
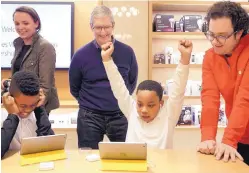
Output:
[136,90,164,123]
[207,17,242,55]
[13,11,39,43]
[14,92,40,119]
[91,15,114,46]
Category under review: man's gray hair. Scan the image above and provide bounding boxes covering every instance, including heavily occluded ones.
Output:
[90,5,115,27]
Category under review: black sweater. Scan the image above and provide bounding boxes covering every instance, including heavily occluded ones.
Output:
[1,106,54,159]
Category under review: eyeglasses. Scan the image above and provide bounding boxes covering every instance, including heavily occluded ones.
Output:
[92,25,113,33]
[204,31,237,45]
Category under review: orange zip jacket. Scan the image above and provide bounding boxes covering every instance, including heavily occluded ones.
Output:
[201,34,249,149]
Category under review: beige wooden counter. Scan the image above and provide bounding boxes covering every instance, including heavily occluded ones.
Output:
[2,149,249,173]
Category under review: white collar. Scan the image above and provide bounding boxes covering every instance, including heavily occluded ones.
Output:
[18,112,36,122]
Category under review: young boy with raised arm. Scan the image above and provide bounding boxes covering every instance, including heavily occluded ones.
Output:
[100,40,192,149]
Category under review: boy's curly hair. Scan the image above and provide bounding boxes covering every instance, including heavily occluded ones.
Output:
[9,71,40,96]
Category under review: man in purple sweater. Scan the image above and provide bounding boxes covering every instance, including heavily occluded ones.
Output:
[69,5,138,149]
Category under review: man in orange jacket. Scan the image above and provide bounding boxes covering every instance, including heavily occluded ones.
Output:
[197,1,249,165]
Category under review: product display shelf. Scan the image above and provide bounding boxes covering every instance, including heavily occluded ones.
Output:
[152,32,206,39]
[152,64,202,68]
[149,1,235,129]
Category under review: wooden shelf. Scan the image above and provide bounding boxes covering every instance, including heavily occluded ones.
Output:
[176,125,226,129]
[152,1,249,12]
[152,64,202,68]
[50,108,78,114]
[152,32,206,39]
[163,95,224,100]
[163,96,200,99]
[152,1,212,12]
[60,100,78,108]
[176,125,200,129]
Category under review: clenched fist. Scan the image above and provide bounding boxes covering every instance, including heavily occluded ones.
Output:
[101,42,114,62]
[178,40,193,65]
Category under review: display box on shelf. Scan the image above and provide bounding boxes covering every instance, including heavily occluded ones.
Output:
[172,52,181,64]
[153,47,204,65]
[166,80,194,96]
[153,14,205,33]
[164,47,174,64]
[154,53,165,64]
[177,105,196,125]
[174,21,184,32]
[180,15,203,32]
[177,104,227,127]
[153,14,175,32]
[165,80,202,96]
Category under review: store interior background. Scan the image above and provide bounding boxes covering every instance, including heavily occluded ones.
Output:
[2,0,242,149]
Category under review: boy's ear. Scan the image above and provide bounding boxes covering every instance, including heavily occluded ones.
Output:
[160,100,164,108]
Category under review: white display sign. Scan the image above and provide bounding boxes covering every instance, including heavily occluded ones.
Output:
[1,2,74,69]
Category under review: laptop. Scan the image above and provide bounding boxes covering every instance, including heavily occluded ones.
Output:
[98,142,147,160]
[20,134,67,155]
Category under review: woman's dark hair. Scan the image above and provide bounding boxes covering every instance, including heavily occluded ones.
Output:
[13,6,41,32]
[206,1,249,37]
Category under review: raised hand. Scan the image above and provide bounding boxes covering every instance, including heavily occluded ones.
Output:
[178,40,193,65]
[101,42,114,62]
